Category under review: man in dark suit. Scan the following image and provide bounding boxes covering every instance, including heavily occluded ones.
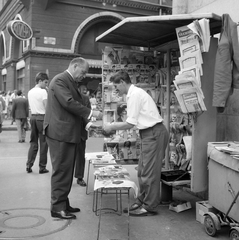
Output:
[44,57,102,220]
[74,84,91,187]
[11,90,29,143]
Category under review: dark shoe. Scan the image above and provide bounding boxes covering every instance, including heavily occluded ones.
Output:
[67,206,81,213]
[51,210,76,219]
[18,140,22,143]
[129,207,157,217]
[26,167,32,173]
[123,202,142,213]
[22,139,25,142]
[77,179,87,187]
[39,168,49,174]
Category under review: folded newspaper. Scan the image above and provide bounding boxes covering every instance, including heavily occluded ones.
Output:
[187,18,211,53]
[174,87,206,113]
[174,72,204,98]
[176,25,200,57]
[173,71,206,113]
[176,18,210,55]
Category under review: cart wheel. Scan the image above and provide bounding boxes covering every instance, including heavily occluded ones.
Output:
[204,214,217,237]
[230,229,239,240]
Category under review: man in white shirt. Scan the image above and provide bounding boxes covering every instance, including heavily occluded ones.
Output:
[103,71,169,217]
[26,72,49,174]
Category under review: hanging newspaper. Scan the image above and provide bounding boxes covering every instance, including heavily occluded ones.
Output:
[178,65,201,87]
[176,25,201,57]
[187,18,211,53]
[173,72,206,113]
[174,87,206,113]
[176,18,210,56]
[179,50,203,76]
[174,72,204,98]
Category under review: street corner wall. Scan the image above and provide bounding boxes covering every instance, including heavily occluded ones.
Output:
[174,0,239,23]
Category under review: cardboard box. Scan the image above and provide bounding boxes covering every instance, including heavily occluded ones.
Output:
[196,201,216,224]
[169,201,192,213]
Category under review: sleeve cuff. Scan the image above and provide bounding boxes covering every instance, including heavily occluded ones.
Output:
[126,117,137,126]
[86,122,93,131]
[88,110,92,119]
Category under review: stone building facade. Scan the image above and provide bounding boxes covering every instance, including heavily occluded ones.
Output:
[0,0,172,94]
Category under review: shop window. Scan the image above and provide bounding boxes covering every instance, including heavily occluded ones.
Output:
[17,68,25,91]
[2,74,6,91]
[23,40,30,52]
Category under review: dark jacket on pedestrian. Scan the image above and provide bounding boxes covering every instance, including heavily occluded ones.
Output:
[43,71,91,143]
[11,97,29,120]
[80,93,91,141]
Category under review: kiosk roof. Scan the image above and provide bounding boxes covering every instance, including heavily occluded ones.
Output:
[96,13,222,48]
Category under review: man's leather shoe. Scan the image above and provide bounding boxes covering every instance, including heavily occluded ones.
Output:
[129,207,157,217]
[123,202,142,213]
[39,168,49,174]
[77,179,87,187]
[51,210,76,219]
[26,167,32,173]
[67,206,81,213]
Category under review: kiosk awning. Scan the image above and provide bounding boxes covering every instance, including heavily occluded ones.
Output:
[96,13,222,48]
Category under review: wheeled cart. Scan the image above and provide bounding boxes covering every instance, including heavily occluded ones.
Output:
[205,142,239,239]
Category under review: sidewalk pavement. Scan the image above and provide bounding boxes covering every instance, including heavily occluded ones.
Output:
[0,121,229,240]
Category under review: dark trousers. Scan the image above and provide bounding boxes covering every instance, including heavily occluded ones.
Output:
[26,116,48,170]
[74,139,86,180]
[46,136,78,212]
[136,123,169,212]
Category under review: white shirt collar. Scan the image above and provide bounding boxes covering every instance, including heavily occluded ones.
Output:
[126,84,134,99]
[66,70,73,78]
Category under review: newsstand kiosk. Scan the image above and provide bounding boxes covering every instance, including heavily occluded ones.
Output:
[96,13,222,198]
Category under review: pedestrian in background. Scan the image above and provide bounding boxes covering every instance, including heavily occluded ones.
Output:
[103,71,169,217]
[44,57,102,220]
[11,90,29,143]
[74,84,90,187]
[6,91,12,119]
[0,93,6,133]
[10,89,17,125]
[26,72,49,174]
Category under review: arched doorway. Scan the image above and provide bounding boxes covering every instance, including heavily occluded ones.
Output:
[73,13,123,96]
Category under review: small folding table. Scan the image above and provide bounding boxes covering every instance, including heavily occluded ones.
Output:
[93,166,138,240]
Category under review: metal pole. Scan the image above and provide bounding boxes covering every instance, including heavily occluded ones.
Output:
[165,49,171,170]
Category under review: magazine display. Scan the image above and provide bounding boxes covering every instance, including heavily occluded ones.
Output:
[90,46,162,160]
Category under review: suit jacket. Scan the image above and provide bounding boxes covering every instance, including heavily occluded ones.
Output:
[80,93,91,141]
[11,97,29,119]
[213,14,239,107]
[43,71,91,143]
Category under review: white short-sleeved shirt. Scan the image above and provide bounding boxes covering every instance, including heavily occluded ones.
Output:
[126,84,163,130]
[28,87,47,114]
